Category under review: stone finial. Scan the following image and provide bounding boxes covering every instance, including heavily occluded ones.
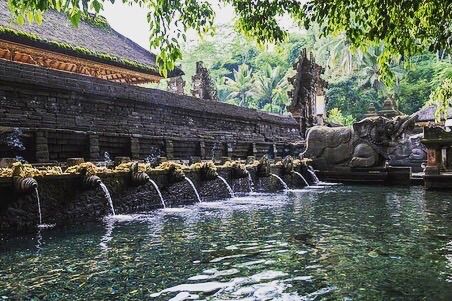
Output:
[191,61,218,101]
[167,76,186,95]
[379,96,401,118]
[365,103,378,117]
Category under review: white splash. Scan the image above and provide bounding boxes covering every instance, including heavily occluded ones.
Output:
[246,170,255,192]
[308,166,320,184]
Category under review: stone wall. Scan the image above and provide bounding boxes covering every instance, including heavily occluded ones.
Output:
[0,60,301,163]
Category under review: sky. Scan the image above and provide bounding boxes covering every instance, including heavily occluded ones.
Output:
[102,1,235,51]
[101,1,300,53]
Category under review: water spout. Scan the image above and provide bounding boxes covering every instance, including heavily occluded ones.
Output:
[217,175,234,198]
[270,174,289,190]
[246,170,254,192]
[293,171,310,187]
[148,178,166,208]
[184,176,202,202]
[34,187,42,225]
[308,166,320,184]
[99,182,116,216]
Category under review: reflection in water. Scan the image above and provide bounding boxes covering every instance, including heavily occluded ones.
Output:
[0,186,451,300]
[99,217,116,252]
[35,228,43,255]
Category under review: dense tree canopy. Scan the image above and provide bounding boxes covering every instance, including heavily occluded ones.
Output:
[7,0,451,78]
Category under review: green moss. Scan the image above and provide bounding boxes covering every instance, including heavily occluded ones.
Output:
[80,13,110,29]
[0,25,159,75]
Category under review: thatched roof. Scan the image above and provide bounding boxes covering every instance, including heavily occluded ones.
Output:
[416,105,452,122]
[0,1,182,79]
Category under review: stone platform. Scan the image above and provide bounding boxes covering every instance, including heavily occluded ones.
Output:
[317,166,412,186]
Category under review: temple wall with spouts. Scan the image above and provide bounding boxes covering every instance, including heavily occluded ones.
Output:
[0,159,314,236]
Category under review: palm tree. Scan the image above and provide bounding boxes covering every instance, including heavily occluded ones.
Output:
[223,64,255,107]
[321,33,362,75]
[358,46,405,96]
[254,64,289,113]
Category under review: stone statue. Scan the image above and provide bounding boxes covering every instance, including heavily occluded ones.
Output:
[303,114,418,170]
[191,61,218,101]
[387,133,427,169]
[287,49,327,137]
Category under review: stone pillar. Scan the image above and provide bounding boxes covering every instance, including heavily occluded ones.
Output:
[226,142,233,157]
[89,134,100,161]
[165,139,174,160]
[199,141,206,159]
[273,144,279,159]
[251,143,257,157]
[130,137,140,160]
[35,131,49,163]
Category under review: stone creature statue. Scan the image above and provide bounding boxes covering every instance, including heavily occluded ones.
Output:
[388,133,426,168]
[302,114,418,170]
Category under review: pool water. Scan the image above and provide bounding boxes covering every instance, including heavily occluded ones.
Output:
[0,185,451,300]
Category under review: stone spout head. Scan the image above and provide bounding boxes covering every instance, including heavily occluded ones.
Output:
[13,177,38,193]
[197,162,218,181]
[130,162,150,186]
[256,155,271,177]
[83,175,102,189]
[230,162,249,179]
[281,155,294,175]
[166,163,186,184]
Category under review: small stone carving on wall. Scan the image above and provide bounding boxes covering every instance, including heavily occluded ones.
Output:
[167,76,186,95]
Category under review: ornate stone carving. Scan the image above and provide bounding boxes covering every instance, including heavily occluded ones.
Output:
[191,61,218,101]
[303,114,419,169]
[287,49,327,137]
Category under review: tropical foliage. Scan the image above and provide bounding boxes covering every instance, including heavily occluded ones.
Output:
[326,108,355,126]
[7,0,451,79]
[179,26,451,118]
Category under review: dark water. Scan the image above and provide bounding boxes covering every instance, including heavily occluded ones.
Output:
[0,185,451,300]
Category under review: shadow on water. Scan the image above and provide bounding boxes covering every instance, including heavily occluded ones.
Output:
[0,185,451,300]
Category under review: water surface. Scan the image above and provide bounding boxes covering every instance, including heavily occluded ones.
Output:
[0,185,451,300]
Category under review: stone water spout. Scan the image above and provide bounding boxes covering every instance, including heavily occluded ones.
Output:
[13,177,43,224]
[130,162,150,185]
[130,163,166,208]
[80,168,115,215]
[230,162,249,179]
[256,155,271,177]
[281,155,294,175]
[13,176,38,193]
[82,173,102,189]
[197,162,218,181]
[165,163,186,184]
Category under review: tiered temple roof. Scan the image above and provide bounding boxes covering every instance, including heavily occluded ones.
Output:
[0,2,182,84]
